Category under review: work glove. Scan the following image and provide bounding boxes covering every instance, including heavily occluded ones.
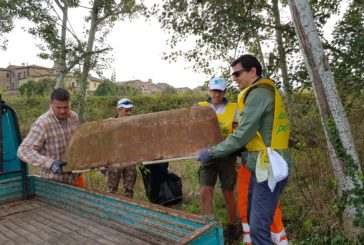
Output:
[50,160,67,174]
[197,149,213,167]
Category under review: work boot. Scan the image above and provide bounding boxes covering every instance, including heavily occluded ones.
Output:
[223,223,241,245]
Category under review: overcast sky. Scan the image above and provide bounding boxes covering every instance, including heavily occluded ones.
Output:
[0,12,209,89]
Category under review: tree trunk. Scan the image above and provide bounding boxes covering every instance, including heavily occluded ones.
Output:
[272,0,292,101]
[289,0,363,237]
[78,2,98,122]
[255,34,267,74]
[55,0,68,89]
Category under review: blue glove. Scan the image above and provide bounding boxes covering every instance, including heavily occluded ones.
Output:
[197,149,213,167]
[50,160,66,174]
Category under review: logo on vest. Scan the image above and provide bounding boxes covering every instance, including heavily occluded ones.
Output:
[277,124,289,134]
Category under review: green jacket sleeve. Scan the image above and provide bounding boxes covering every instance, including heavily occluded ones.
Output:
[209,88,274,158]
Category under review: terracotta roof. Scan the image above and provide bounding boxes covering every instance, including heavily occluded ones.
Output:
[14,65,53,70]
[88,76,102,82]
[6,65,22,69]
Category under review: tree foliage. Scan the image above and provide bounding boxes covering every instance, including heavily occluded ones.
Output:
[94,79,118,96]
[0,0,17,50]
[152,0,340,92]
[0,0,46,50]
[331,2,364,100]
[94,80,142,96]
[19,78,56,97]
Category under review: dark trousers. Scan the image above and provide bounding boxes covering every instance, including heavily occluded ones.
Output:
[248,175,288,245]
[145,162,169,201]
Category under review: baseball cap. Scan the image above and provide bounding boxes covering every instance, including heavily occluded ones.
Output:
[208,77,227,91]
[117,98,133,109]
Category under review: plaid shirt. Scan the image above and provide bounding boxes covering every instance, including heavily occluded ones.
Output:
[17,108,80,183]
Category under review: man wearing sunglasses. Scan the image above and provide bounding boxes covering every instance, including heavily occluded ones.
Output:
[198,54,293,245]
[102,98,137,198]
[198,77,241,244]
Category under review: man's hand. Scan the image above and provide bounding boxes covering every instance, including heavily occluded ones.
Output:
[197,149,213,167]
[50,160,67,174]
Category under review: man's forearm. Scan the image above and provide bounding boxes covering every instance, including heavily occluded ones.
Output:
[17,145,53,169]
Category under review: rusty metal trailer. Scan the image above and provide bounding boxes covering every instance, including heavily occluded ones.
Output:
[0,99,223,244]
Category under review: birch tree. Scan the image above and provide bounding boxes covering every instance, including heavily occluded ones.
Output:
[33,0,99,89]
[54,0,70,88]
[3,0,85,88]
[42,0,112,89]
[77,0,145,121]
[289,0,363,236]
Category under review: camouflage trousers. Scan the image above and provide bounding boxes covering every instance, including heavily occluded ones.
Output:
[102,165,137,198]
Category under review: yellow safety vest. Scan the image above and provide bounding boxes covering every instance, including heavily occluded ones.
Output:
[237,79,290,152]
[198,101,237,139]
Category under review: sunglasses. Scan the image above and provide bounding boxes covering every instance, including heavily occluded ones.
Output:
[231,69,248,77]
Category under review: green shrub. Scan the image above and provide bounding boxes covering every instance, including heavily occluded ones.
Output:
[94,79,118,96]
[19,78,56,97]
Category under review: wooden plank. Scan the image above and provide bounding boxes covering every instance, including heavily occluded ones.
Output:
[42,206,146,244]
[31,176,220,244]
[0,223,18,240]
[33,182,195,241]
[2,219,30,236]
[0,199,157,244]
[1,177,223,244]
[9,236,29,245]
[65,106,223,171]
[0,199,44,217]
[0,231,9,243]
[21,233,43,244]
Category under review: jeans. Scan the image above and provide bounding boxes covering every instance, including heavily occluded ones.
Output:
[248,175,288,245]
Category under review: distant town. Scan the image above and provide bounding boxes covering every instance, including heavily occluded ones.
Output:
[0,63,196,96]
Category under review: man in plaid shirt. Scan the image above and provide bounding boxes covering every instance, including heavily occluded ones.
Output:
[17,88,83,185]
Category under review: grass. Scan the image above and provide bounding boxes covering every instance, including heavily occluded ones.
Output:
[9,92,364,243]
[82,159,229,225]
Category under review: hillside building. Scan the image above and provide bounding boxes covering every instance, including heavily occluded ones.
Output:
[0,63,101,93]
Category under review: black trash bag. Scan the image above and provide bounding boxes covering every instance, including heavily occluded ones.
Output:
[140,162,182,206]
